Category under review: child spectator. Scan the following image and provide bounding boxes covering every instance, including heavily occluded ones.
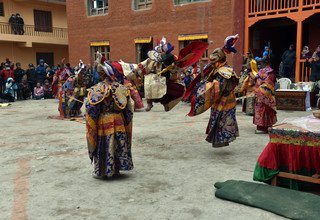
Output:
[33,82,44,100]
[2,78,17,102]
[43,79,53,99]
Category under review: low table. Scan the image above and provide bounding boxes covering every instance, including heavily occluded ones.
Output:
[253,116,320,190]
[275,89,309,111]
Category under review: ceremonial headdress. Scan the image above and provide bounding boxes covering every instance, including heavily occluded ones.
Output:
[223,34,239,54]
[148,37,175,63]
[95,51,116,80]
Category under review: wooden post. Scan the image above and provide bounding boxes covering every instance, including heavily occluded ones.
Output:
[244,0,249,54]
[295,20,302,82]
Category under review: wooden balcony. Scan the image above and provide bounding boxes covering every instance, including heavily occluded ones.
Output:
[247,0,320,19]
[0,22,68,46]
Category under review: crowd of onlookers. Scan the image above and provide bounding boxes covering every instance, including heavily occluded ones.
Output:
[0,58,101,103]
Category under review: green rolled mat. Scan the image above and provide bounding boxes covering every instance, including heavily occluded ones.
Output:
[214,180,320,220]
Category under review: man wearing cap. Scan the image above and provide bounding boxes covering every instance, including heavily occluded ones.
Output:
[35,59,47,84]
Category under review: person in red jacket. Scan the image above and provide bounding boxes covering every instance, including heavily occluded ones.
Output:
[0,63,14,82]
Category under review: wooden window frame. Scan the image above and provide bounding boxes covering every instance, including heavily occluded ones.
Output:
[88,0,109,16]
[0,2,4,17]
[133,0,153,10]
[174,0,208,5]
[91,45,110,63]
[34,10,53,32]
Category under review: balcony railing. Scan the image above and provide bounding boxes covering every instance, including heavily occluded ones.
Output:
[299,59,312,82]
[247,0,320,17]
[0,22,68,39]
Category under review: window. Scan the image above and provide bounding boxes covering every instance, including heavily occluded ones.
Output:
[91,45,110,63]
[0,2,4,17]
[133,0,152,10]
[174,0,207,5]
[88,0,108,16]
[34,10,52,32]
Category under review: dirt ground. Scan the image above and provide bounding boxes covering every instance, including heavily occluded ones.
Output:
[0,99,311,220]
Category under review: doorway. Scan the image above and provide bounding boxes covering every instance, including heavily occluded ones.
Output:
[36,52,54,67]
[250,18,297,75]
[136,42,153,63]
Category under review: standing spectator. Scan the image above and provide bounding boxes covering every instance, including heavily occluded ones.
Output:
[45,66,55,83]
[0,63,14,82]
[33,82,44,100]
[9,14,17,34]
[65,63,74,75]
[312,45,320,59]
[306,53,320,82]
[14,62,25,100]
[26,64,37,97]
[16,13,24,35]
[2,78,17,102]
[85,64,93,87]
[35,59,47,84]
[52,65,62,98]
[301,46,312,59]
[13,62,25,85]
[5,58,12,67]
[281,44,296,79]
[0,63,5,95]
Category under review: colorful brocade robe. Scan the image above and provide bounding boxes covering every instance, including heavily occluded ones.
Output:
[253,66,277,128]
[85,80,134,177]
[188,65,239,146]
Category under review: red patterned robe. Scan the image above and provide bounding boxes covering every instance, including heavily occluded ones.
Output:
[253,66,277,132]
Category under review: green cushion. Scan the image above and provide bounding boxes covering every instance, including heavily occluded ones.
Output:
[215,180,320,220]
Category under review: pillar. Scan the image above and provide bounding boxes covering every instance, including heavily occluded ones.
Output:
[295,20,302,82]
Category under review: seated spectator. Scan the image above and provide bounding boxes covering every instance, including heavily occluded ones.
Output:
[1,77,17,102]
[33,82,44,100]
[43,79,53,99]
[18,76,31,100]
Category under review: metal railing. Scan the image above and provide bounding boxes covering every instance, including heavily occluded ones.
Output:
[0,22,68,39]
[247,0,320,17]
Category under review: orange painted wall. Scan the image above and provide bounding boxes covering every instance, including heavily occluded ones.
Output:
[0,42,68,68]
[0,0,67,28]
